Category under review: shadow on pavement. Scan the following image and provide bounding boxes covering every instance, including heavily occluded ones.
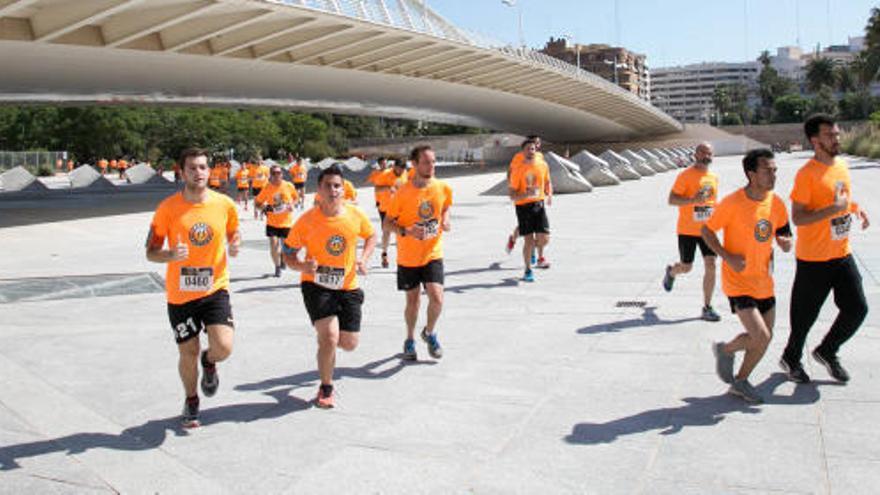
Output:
[445,277,520,294]
[445,262,512,277]
[576,306,702,335]
[0,392,310,471]
[564,373,827,445]
[235,283,300,294]
[235,354,435,393]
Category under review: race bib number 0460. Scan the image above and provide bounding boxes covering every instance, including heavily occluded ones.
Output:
[180,267,213,292]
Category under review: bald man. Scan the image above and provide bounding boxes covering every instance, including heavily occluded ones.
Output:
[663,143,722,322]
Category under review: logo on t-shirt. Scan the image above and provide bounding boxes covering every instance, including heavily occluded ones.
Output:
[754,219,772,242]
[418,200,435,220]
[326,234,346,256]
[189,222,214,246]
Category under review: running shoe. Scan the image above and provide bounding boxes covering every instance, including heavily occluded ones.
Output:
[315,385,335,409]
[402,338,417,361]
[200,350,219,397]
[274,265,282,278]
[421,328,443,359]
[779,357,811,383]
[728,379,763,404]
[701,305,721,322]
[812,349,850,383]
[181,396,200,428]
[712,342,735,384]
[523,269,535,282]
[536,257,551,269]
[530,250,537,265]
[662,265,675,292]
[505,234,516,254]
[381,252,389,269]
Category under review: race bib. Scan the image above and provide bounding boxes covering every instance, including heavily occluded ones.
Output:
[420,219,439,239]
[180,267,213,292]
[693,206,714,222]
[315,266,345,290]
[830,214,852,241]
[271,203,288,213]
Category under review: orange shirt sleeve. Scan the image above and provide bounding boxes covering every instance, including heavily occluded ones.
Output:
[443,182,453,211]
[285,216,307,251]
[254,187,270,204]
[790,167,812,206]
[387,190,401,220]
[226,199,239,236]
[705,196,732,233]
[358,207,375,239]
[671,170,688,196]
[148,203,170,248]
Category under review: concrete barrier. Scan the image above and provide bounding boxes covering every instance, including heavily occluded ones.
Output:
[620,150,656,176]
[69,165,116,190]
[569,151,621,186]
[648,149,680,171]
[544,152,593,193]
[637,149,672,172]
[0,166,48,193]
[124,163,174,186]
[598,150,641,181]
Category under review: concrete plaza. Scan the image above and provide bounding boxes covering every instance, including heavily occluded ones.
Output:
[0,151,877,494]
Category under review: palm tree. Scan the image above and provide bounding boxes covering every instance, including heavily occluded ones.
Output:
[836,65,857,93]
[805,57,836,93]
[758,50,771,67]
[863,7,880,83]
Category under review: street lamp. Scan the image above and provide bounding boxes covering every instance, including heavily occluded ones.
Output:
[563,34,581,70]
[501,0,524,49]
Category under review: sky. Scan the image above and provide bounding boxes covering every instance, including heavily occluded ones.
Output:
[430,0,878,68]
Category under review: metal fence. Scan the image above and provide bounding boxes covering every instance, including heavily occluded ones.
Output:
[0,151,68,175]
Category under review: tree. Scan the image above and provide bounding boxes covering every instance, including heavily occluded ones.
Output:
[839,92,878,120]
[805,57,837,93]
[809,86,838,116]
[712,83,751,125]
[757,64,796,123]
[835,65,858,93]
[773,94,810,123]
[864,7,880,83]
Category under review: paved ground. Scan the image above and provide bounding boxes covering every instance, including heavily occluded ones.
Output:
[0,151,877,494]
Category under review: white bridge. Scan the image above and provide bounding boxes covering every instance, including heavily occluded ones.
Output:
[0,0,682,141]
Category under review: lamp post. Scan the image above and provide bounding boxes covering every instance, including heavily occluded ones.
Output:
[563,34,581,70]
[501,0,524,49]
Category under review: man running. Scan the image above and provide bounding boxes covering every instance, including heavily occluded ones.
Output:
[780,114,870,384]
[255,165,299,277]
[662,142,722,322]
[251,160,270,220]
[385,145,452,361]
[508,138,552,282]
[703,149,792,403]
[289,156,307,209]
[208,162,223,191]
[234,164,250,210]
[283,164,376,408]
[505,135,545,261]
[145,147,241,427]
[372,159,408,268]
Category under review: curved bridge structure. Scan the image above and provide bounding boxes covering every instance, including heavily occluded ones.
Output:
[0,0,682,141]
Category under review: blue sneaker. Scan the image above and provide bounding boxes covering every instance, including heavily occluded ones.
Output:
[523,269,535,282]
[420,328,443,359]
[402,338,417,361]
[530,250,537,265]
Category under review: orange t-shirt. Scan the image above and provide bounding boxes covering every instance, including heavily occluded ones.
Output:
[208,168,223,187]
[148,190,239,305]
[373,169,407,212]
[255,181,299,228]
[790,158,859,262]
[251,165,270,189]
[235,168,250,189]
[109,159,118,170]
[386,179,453,267]
[508,151,546,177]
[671,166,720,236]
[118,160,128,170]
[509,158,550,206]
[284,204,375,291]
[98,159,109,171]
[289,163,307,184]
[706,189,790,299]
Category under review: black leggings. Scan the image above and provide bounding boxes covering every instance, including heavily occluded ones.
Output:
[783,255,868,363]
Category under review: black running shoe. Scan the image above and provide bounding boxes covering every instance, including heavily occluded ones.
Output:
[200,350,219,397]
[181,397,200,428]
[662,265,675,292]
[812,349,850,383]
[779,357,811,384]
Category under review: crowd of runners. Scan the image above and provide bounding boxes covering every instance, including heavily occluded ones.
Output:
[144,113,869,426]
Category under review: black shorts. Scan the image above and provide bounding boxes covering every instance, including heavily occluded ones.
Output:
[397,259,444,291]
[167,289,234,344]
[237,186,248,192]
[301,282,364,332]
[294,183,305,194]
[252,187,262,197]
[265,225,290,238]
[678,234,716,264]
[728,296,776,315]
[515,201,550,236]
[379,210,387,223]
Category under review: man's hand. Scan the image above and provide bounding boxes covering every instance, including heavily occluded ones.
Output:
[858,209,870,230]
[833,183,849,213]
[301,258,318,275]
[172,235,189,261]
[356,259,368,276]
[776,235,792,253]
[409,224,427,240]
[725,254,746,273]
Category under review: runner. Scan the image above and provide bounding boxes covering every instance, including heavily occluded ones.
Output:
[282,164,377,408]
[372,158,408,268]
[234,163,250,210]
[255,165,299,277]
[508,138,552,282]
[251,160,270,220]
[208,162,224,191]
[780,114,870,384]
[117,158,129,180]
[289,156,308,209]
[505,135,545,260]
[97,158,109,175]
[384,145,452,361]
[662,142,722,322]
[145,147,241,427]
[703,149,792,403]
